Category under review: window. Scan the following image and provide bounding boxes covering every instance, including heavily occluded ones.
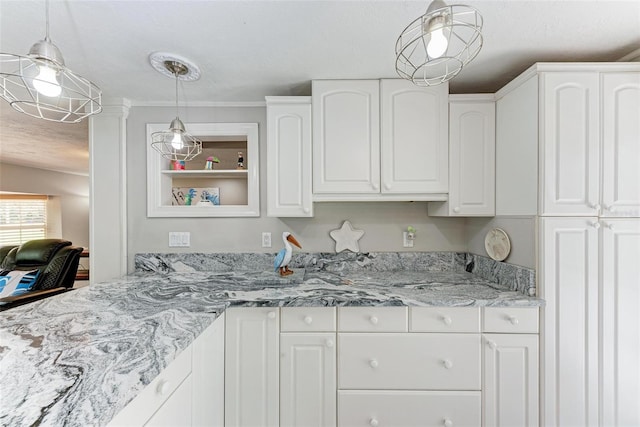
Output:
[0,195,47,246]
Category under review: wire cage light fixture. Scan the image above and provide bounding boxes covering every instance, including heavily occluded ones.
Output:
[0,0,102,123]
[150,58,202,162]
[395,0,483,87]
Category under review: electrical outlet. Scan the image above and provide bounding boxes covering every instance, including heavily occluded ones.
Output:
[403,231,414,248]
[169,232,190,247]
[262,232,272,248]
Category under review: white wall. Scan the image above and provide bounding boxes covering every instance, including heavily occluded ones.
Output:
[0,162,90,248]
[465,216,536,268]
[126,105,467,271]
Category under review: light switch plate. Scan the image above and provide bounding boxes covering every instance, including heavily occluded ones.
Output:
[169,232,190,247]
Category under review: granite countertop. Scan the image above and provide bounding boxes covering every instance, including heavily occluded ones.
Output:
[0,261,543,426]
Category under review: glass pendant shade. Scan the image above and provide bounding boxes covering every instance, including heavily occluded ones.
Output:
[0,1,101,123]
[395,0,483,87]
[150,60,202,162]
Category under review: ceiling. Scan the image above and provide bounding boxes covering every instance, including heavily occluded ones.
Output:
[0,0,639,175]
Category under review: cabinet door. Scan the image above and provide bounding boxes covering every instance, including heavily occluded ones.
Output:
[280,333,336,427]
[601,72,640,218]
[483,334,538,427]
[312,80,380,194]
[540,72,600,216]
[601,219,640,426]
[431,99,494,216]
[225,308,280,427]
[540,217,599,426]
[380,79,448,194]
[266,97,313,217]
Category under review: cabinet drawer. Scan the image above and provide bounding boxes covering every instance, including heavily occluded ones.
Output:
[281,307,336,332]
[338,307,407,332]
[108,345,192,426]
[338,390,481,427]
[483,307,539,333]
[410,307,480,332]
[338,333,480,390]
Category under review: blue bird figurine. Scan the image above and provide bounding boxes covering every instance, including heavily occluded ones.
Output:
[274,232,301,276]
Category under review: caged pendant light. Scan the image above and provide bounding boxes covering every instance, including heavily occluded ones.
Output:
[0,0,102,123]
[150,55,202,162]
[395,0,483,87]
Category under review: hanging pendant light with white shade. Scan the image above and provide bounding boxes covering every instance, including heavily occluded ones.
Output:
[150,57,202,162]
[395,0,483,87]
[0,0,102,123]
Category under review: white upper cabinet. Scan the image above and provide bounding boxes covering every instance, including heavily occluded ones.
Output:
[429,95,495,216]
[312,79,448,201]
[540,70,640,217]
[601,73,640,217]
[312,80,380,195]
[266,97,313,217]
[540,72,600,216]
[380,79,448,194]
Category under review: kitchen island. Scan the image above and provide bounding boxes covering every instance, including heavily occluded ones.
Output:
[0,252,542,426]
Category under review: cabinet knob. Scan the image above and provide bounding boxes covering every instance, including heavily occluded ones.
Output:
[303,207,310,214]
[372,183,379,191]
[441,315,452,326]
[443,418,453,427]
[589,203,601,212]
[487,340,497,350]
[590,221,601,230]
[304,316,313,325]
[369,359,379,368]
[268,311,276,319]
[369,316,379,325]
[442,359,453,369]
[384,183,391,191]
[508,315,519,325]
[369,418,379,427]
[156,379,171,396]
[453,207,460,213]
[605,222,614,230]
[325,339,334,348]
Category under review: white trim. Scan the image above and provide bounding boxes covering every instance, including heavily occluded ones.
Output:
[312,193,448,202]
[449,93,496,102]
[265,96,312,105]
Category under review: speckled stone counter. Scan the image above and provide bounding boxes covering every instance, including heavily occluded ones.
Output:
[0,252,541,426]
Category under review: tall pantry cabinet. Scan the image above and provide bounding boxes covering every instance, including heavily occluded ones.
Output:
[495,63,640,427]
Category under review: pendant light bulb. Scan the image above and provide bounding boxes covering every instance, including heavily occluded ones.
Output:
[171,131,184,150]
[426,17,448,59]
[33,64,62,97]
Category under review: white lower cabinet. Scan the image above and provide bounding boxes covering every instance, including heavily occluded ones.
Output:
[108,314,225,427]
[338,390,481,427]
[483,334,539,427]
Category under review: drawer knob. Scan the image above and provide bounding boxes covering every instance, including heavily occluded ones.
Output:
[508,315,519,325]
[325,339,334,348]
[453,207,460,213]
[303,207,310,214]
[156,379,171,396]
[369,418,379,427]
[441,315,452,326]
[304,316,313,325]
[442,359,453,369]
[268,311,276,319]
[372,183,379,191]
[369,359,379,368]
[443,418,453,427]
[487,340,497,350]
[369,316,379,325]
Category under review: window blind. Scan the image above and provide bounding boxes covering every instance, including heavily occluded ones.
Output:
[0,195,48,246]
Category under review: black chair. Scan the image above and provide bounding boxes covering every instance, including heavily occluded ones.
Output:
[0,239,83,310]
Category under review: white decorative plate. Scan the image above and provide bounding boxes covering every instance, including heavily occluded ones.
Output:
[484,228,511,261]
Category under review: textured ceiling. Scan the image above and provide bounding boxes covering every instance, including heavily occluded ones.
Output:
[0,0,639,175]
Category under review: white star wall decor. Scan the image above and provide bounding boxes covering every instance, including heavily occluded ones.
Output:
[329,220,365,253]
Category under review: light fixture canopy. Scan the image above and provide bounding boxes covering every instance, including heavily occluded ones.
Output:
[150,58,202,162]
[395,0,483,87]
[0,0,102,123]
